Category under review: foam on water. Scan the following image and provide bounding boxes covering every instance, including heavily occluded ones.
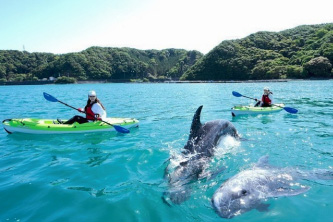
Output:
[215,135,242,159]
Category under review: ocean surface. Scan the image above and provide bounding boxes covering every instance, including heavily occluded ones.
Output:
[0,80,332,222]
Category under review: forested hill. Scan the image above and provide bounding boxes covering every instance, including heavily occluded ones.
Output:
[0,47,203,82]
[181,23,333,80]
[2,23,333,83]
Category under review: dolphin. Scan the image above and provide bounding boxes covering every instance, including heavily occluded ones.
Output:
[164,105,239,204]
[211,155,333,218]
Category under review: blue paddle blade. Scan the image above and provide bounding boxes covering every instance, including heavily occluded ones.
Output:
[43,92,58,102]
[113,125,130,133]
[284,107,298,114]
[232,91,242,97]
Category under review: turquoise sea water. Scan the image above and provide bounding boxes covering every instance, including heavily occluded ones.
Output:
[0,81,332,222]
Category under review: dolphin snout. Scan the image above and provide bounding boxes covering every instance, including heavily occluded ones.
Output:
[211,193,237,219]
[212,194,227,217]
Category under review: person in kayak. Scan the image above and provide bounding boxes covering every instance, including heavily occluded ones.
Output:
[57,90,107,124]
[255,87,273,107]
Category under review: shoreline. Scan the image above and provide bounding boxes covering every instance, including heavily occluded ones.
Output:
[0,78,331,86]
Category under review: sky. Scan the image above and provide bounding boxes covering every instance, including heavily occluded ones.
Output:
[0,0,332,54]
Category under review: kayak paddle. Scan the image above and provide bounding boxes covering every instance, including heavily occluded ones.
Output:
[232,91,298,114]
[43,92,130,133]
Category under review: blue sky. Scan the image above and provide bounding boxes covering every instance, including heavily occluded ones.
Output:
[0,0,332,54]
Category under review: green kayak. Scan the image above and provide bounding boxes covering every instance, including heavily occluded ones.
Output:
[231,104,285,116]
[2,118,139,134]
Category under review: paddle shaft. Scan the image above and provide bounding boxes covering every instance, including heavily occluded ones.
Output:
[43,92,130,133]
[57,100,118,128]
[58,100,80,111]
[240,95,282,108]
[240,95,257,101]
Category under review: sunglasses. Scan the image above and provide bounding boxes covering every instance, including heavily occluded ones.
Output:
[89,96,96,98]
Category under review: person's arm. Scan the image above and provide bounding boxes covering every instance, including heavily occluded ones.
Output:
[91,103,106,119]
[269,94,274,104]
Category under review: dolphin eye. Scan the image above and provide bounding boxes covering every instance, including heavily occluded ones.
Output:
[241,189,248,195]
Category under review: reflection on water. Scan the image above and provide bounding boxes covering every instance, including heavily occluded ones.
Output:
[85,153,111,167]
[67,186,108,197]
[5,130,121,145]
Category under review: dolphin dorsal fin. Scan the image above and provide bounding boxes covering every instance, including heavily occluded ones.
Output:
[189,105,203,139]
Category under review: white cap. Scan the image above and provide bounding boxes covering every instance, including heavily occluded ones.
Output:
[88,90,96,96]
[264,87,269,91]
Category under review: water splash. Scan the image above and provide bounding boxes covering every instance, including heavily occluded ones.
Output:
[214,135,242,159]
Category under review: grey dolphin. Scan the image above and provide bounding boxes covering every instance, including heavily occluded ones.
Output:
[211,155,333,218]
[164,105,239,204]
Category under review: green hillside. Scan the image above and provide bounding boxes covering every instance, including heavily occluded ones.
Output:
[0,47,203,82]
[181,23,333,80]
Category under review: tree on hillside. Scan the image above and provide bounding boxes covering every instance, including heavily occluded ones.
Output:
[286,65,306,78]
[304,56,332,77]
[320,43,333,61]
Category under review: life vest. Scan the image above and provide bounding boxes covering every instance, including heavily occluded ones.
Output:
[262,94,271,105]
[85,104,95,120]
